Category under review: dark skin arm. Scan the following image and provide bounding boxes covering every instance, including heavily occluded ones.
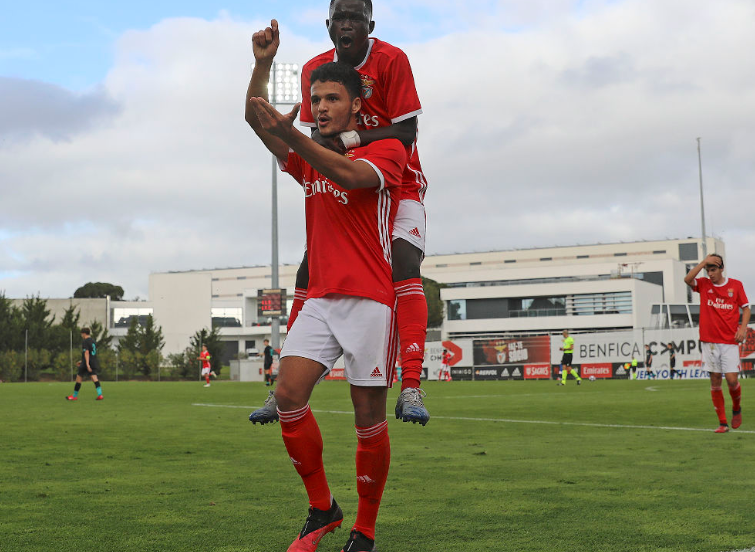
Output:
[311,117,418,152]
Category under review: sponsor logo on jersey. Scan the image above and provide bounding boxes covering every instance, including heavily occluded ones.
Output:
[302,177,349,205]
[708,297,734,310]
[370,367,383,378]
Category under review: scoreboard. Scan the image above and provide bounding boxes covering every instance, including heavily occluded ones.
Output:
[257,289,287,317]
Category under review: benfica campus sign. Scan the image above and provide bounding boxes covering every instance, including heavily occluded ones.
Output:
[421,327,755,381]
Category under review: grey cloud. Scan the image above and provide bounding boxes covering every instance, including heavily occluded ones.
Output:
[560,53,637,88]
[0,77,121,143]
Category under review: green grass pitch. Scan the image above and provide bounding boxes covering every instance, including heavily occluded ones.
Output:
[1,379,754,552]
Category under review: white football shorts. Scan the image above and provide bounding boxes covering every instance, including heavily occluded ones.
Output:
[201,367,211,376]
[392,199,426,254]
[701,342,741,374]
[281,295,398,387]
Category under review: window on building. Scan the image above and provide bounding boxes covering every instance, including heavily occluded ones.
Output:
[112,307,154,328]
[653,250,666,254]
[614,252,627,257]
[447,300,467,320]
[504,259,516,264]
[212,307,242,327]
[571,292,632,316]
[577,255,589,259]
[689,305,700,327]
[540,257,552,261]
[670,304,691,328]
[679,243,699,261]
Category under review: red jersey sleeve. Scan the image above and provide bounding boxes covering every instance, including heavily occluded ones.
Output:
[352,140,407,191]
[693,277,706,294]
[279,150,306,184]
[380,49,422,123]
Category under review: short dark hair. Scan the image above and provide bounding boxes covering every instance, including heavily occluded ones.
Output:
[710,253,724,268]
[310,62,362,101]
[329,0,373,16]
[81,327,91,335]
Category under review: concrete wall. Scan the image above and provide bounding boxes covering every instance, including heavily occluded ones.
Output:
[10,298,108,328]
[150,272,212,355]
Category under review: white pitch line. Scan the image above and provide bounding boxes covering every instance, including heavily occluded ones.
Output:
[191,403,755,434]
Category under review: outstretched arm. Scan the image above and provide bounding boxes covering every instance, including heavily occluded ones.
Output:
[244,19,290,160]
[311,117,418,153]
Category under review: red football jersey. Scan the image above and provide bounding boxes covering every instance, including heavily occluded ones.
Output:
[281,139,406,307]
[693,277,750,344]
[300,38,428,203]
[200,350,211,368]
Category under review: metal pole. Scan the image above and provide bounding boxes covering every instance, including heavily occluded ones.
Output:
[271,61,281,351]
[24,329,28,383]
[697,137,708,258]
[116,350,119,383]
[69,330,73,382]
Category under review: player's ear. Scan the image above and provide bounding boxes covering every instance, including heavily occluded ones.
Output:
[351,97,362,116]
[369,21,375,34]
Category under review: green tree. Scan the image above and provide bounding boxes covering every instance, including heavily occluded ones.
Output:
[21,295,54,351]
[0,292,23,351]
[74,282,125,301]
[422,276,446,328]
[47,304,81,357]
[190,327,223,376]
[117,315,164,378]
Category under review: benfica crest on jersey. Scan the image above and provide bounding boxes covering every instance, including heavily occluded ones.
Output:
[728,288,734,297]
[361,75,374,99]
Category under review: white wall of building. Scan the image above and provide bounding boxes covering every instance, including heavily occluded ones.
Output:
[150,272,212,355]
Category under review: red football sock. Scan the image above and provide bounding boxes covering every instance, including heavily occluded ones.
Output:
[729,382,742,412]
[278,404,331,511]
[205,375,210,384]
[287,288,307,332]
[711,387,727,424]
[394,278,427,391]
[353,420,390,541]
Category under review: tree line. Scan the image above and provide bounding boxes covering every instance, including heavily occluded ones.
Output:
[0,293,222,382]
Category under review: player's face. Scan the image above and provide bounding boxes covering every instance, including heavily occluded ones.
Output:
[311,80,360,137]
[705,263,724,283]
[327,0,374,65]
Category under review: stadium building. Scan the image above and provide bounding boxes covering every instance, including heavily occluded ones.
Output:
[13,237,722,363]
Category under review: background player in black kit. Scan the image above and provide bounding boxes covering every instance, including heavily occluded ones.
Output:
[66,327,103,401]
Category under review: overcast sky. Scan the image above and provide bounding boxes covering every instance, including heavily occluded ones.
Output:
[2,0,755,301]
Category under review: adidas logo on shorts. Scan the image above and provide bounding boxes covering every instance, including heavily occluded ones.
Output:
[370,367,383,378]
[409,227,421,238]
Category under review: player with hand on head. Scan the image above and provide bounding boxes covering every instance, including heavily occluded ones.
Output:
[245,19,406,552]
[249,0,430,427]
[66,327,103,401]
[685,253,751,433]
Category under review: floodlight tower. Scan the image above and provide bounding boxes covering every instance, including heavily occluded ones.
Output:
[696,137,707,258]
[269,62,300,350]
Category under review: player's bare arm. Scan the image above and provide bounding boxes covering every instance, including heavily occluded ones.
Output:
[84,350,92,372]
[244,19,290,160]
[311,117,417,153]
[736,306,751,343]
[248,96,382,190]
